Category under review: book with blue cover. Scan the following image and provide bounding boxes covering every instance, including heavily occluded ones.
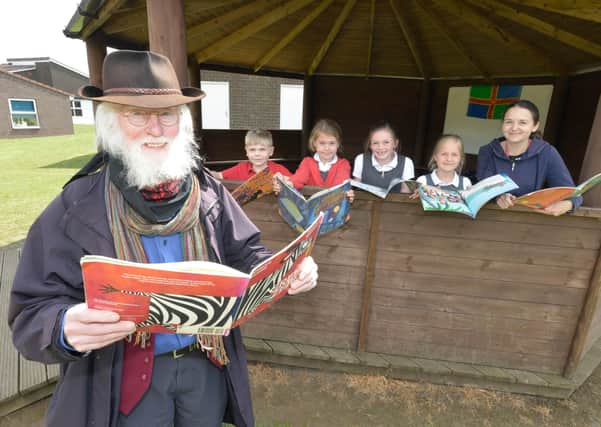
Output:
[419,174,518,218]
[277,178,351,235]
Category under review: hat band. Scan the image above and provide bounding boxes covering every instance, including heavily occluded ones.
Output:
[103,87,183,95]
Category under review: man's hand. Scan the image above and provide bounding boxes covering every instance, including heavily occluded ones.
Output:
[63,303,136,353]
[288,257,318,295]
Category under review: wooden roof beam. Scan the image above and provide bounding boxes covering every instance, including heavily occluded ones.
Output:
[103,11,147,35]
[307,0,358,75]
[194,0,316,64]
[187,0,280,45]
[415,1,490,78]
[389,0,428,78]
[80,0,129,40]
[509,0,601,25]
[366,0,376,77]
[430,0,566,74]
[470,0,601,57]
[254,0,334,72]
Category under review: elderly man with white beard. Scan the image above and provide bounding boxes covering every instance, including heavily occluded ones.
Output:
[8,50,318,427]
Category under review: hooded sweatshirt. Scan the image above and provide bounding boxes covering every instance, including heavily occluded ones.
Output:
[477,137,582,210]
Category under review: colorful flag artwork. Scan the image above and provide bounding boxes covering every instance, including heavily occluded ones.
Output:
[466,85,522,119]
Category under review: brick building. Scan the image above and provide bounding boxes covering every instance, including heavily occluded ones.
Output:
[0,69,73,138]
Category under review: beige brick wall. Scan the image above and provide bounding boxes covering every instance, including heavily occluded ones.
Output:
[201,70,302,130]
[0,73,73,138]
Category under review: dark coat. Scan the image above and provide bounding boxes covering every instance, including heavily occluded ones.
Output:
[477,137,583,210]
[8,165,271,427]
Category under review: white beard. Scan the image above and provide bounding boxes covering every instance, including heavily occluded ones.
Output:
[97,104,198,189]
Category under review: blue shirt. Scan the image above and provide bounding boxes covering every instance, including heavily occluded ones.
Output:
[141,234,196,355]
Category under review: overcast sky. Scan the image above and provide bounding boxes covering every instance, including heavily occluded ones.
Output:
[0,1,89,74]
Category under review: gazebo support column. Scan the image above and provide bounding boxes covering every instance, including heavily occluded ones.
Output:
[301,75,313,158]
[579,94,601,208]
[146,0,188,87]
[187,59,203,152]
[414,77,431,167]
[545,74,569,146]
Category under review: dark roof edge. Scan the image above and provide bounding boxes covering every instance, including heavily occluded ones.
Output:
[63,0,106,39]
[0,68,74,97]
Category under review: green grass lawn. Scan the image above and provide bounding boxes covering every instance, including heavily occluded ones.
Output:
[0,125,97,247]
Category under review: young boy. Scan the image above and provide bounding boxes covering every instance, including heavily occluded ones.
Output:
[211,129,292,180]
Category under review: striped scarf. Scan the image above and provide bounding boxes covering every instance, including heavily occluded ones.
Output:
[105,173,228,365]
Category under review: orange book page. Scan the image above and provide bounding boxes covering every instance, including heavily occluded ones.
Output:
[514,187,574,209]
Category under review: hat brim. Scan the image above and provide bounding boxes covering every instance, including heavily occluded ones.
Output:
[78,85,205,108]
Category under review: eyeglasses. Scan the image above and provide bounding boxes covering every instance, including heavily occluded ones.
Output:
[121,109,180,127]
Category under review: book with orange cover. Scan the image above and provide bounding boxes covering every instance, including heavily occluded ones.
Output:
[514,172,601,209]
[230,168,274,205]
[81,212,323,335]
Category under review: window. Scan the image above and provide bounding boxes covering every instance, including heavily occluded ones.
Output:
[8,98,39,129]
[71,98,83,117]
[279,84,303,130]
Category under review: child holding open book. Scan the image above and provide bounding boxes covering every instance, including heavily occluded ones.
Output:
[352,121,414,190]
[477,100,581,216]
[211,129,292,180]
[416,134,472,190]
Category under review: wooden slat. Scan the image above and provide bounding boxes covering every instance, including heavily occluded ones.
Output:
[365,333,566,374]
[375,250,590,288]
[368,319,570,358]
[194,0,316,63]
[564,248,601,376]
[307,0,358,75]
[379,211,601,250]
[379,231,598,269]
[0,249,20,401]
[518,0,601,24]
[472,0,601,57]
[389,0,428,77]
[19,356,47,395]
[371,287,579,324]
[242,322,356,349]
[254,0,335,72]
[252,220,370,248]
[374,269,586,306]
[371,304,574,342]
[46,364,60,382]
[358,201,380,351]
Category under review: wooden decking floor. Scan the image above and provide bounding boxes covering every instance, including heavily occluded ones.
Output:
[0,244,58,417]
[2,243,601,416]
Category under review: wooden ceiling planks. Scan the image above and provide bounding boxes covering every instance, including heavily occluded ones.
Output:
[74,0,601,78]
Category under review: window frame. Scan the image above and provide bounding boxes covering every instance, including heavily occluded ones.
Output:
[70,98,83,117]
[8,98,40,129]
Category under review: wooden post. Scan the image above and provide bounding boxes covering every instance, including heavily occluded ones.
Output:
[579,94,601,208]
[146,0,188,87]
[564,245,601,377]
[545,74,569,145]
[85,31,106,152]
[301,75,313,159]
[187,58,204,152]
[357,200,382,351]
[413,77,431,168]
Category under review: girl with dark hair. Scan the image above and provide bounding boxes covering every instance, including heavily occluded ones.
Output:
[477,100,581,215]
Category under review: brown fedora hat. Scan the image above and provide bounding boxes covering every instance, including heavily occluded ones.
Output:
[78,50,205,108]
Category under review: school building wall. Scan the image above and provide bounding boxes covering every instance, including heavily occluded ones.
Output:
[0,73,73,138]
[200,70,303,130]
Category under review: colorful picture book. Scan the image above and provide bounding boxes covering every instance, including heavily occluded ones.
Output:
[230,168,274,205]
[351,178,421,198]
[419,173,518,218]
[81,213,323,335]
[277,178,351,235]
[514,172,601,209]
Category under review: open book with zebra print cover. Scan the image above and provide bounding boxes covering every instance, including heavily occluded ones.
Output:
[81,212,323,335]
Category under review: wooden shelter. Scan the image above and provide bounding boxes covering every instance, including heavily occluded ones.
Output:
[60,0,601,397]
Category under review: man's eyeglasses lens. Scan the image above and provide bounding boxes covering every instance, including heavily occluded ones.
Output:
[124,110,179,127]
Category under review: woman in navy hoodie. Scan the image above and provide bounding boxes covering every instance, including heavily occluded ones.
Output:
[477,100,582,216]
